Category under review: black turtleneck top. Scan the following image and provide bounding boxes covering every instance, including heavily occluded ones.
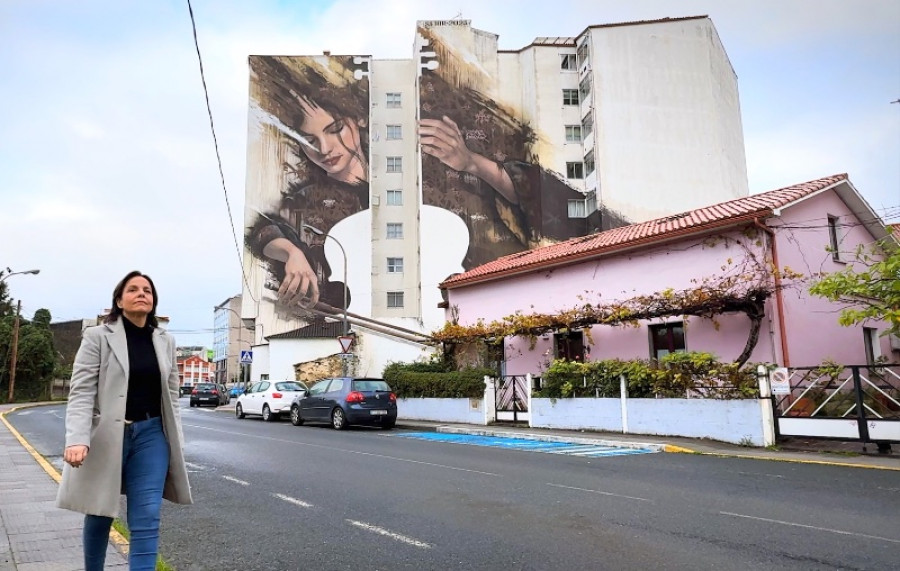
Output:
[122,316,162,421]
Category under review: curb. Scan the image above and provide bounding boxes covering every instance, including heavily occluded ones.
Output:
[0,403,132,555]
[433,425,672,452]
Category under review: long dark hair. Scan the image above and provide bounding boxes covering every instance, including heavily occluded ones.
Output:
[106,270,159,328]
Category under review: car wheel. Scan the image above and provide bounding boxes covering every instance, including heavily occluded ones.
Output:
[331,407,348,430]
[290,405,304,426]
[262,404,277,422]
[235,403,245,419]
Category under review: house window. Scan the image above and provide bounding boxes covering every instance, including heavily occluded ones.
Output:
[386,156,402,173]
[386,223,403,239]
[563,89,580,106]
[386,189,402,206]
[386,125,402,140]
[560,54,578,70]
[566,162,584,179]
[387,291,404,308]
[565,125,582,143]
[386,92,401,108]
[576,41,590,68]
[554,331,585,362]
[827,215,842,261]
[584,150,595,176]
[650,322,686,360]
[387,257,404,273]
[567,193,596,218]
[864,327,881,365]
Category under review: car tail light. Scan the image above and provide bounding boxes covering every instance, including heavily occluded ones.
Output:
[211,390,218,395]
[389,393,396,403]
[191,388,198,395]
[272,392,283,399]
[346,391,364,403]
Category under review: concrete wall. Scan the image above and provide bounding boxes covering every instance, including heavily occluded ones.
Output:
[398,397,486,424]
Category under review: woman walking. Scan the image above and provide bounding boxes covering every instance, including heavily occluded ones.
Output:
[57,270,192,570]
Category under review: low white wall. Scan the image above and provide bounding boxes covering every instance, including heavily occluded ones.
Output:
[626,399,766,446]
[531,398,623,431]
[398,398,486,424]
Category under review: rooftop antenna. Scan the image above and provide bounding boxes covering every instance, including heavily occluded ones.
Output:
[453,11,463,20]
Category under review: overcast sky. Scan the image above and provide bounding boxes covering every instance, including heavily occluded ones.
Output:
[1,0,898,347]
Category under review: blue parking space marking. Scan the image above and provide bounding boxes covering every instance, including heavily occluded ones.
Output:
[392,432,656,457]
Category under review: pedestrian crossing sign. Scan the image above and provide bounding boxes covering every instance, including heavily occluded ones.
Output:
[240,350,253,364]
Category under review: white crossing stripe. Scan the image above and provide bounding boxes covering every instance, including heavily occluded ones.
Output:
[273,493,312,508]
[346,520,432,549]
[223,475,249,486]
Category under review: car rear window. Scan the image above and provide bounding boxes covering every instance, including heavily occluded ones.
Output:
[352,380,391,392]
[275,381,306,391]
[197,383,215,390]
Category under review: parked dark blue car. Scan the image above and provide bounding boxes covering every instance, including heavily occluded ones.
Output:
[290,377,397,430]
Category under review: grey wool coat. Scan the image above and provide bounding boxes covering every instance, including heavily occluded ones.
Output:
[56,319,193,517]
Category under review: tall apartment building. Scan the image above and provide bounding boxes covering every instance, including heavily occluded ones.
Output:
[213,295,252,384]
[241,16,749,378]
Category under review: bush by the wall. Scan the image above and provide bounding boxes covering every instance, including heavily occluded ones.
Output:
[383,361,492,398]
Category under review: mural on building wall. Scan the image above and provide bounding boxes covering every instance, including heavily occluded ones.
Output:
[245,55,369,319]
[417,25,620,270]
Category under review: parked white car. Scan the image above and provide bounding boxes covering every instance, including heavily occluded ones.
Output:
[235,380,309,422]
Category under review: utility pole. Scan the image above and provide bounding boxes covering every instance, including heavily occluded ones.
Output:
[8,300,21,402]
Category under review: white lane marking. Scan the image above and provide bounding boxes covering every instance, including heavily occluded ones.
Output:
[184,461,205,470]
[273,493,313,508]
[720,512,900,544]
[182,423,500,477]
[223,475,249,486]
[547,482,651,503]
[736,471,784,479]
[346,520,432,549]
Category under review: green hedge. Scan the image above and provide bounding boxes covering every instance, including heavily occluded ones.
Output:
[383,363,493,398]
[536,352,759,399]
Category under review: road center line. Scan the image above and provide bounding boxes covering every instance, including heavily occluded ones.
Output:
[546,482,651,502]
[346,520,432,549]
[719,512,900,544]
[273,493,313,508]
[223,475,249,486]
[183,423,500,477]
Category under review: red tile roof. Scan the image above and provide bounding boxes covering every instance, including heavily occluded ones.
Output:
[442,174,849,288]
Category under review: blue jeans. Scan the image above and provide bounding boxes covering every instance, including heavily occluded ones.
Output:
[83,416,170,571]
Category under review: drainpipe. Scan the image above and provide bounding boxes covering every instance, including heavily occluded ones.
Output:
[753,218,790,367]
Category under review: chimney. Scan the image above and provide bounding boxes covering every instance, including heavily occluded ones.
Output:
[323,50,331,56]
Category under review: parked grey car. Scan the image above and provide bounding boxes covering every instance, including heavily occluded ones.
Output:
[290,377,397,430]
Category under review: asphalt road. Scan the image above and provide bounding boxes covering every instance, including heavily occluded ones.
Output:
[8,401,900,570]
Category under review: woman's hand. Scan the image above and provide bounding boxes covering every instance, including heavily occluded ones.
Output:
[281,247,320,308]
[419,116,476,173]
[64,445,89,468]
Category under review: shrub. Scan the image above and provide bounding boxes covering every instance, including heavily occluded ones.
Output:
[383,360,492,398]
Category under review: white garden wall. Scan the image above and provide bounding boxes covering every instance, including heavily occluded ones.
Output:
[397,397,487,424]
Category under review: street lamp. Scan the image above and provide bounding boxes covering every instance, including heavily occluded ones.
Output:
[301,224,349,337]
[3,268,40,402]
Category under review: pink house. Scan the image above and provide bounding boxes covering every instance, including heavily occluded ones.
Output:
[440,174,898,375]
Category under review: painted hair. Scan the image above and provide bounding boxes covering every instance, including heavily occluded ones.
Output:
[106,270,159,328]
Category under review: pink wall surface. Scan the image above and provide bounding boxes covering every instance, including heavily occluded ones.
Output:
[450,185,897,377]
[772,190,894,366]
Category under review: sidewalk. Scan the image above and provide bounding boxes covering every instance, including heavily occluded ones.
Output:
[0,404,897,571]
[0,403,127,570]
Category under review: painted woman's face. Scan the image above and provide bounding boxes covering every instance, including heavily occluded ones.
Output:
[297,98,366,184]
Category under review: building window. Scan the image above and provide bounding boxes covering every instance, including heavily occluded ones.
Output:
[579,75,592,99]
[560,54,578,70]
[567,193,596,218]
[864,327,881,365]
[581,111,593,138]
[554,331,585,362]
[563,89,580,106]
[565,125,582,143]
[576,41,590,68]
[566,162,584,179]
[386,223,403,239]
[386,92,401,108]
[387,291,404,308]
[827,215,842,261]
[386,125,402,140]
[650,322,685,360]
[387,257,404,273]
[584,150,595,175]
[386,156,402,173]
[386,189,402,206]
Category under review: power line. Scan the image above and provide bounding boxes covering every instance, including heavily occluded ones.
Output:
[185,0,257,302]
